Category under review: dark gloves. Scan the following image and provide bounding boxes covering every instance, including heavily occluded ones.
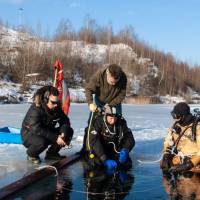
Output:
[103,159,117,175]
[170,157,194,173]
[104,159,117,170]
[119,148,129,163]
[160,153,173,172]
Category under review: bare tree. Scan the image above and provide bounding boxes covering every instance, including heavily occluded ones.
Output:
[78,15,97,43]
[54,18,76,41]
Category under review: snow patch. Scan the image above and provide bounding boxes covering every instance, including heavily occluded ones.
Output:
[160,95,185,104]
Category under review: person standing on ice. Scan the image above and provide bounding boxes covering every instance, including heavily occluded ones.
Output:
[84,105,135,173]
[80,64,128,155]
[160,102,200,173]
[21,86,73,164]
[85,63,127,115]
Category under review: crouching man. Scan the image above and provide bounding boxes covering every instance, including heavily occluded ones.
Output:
[84,105,135,173]
[160,102,200,174]
[21,86,73,164]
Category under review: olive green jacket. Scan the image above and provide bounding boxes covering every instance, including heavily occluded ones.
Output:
[85,67,127,106]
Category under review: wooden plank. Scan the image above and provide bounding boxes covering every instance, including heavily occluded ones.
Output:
[0,153,80,199]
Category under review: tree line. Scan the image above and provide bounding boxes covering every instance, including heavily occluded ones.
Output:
[0,16,200,98]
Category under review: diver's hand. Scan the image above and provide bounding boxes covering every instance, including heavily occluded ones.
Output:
[160,153,173,171]
[170,157,194,173]
[103,159,117,170]
[119,148,129,163]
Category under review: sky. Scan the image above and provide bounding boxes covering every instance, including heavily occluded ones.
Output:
[0,0,200,65]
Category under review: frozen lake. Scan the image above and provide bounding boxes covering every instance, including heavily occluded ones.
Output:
[0,103,173,141]
[1,103,200,199]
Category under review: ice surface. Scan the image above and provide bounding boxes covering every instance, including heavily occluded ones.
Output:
[0,103,200,188]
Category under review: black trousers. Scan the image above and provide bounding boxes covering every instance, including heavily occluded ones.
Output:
[23,126,73,157]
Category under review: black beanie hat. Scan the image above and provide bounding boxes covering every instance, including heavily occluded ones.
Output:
[172,102,190,117]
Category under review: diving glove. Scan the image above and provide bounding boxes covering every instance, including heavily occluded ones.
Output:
[119,148,129,163]
[160,153,173,172]
[103,159,117,170]
[170,157,194,173]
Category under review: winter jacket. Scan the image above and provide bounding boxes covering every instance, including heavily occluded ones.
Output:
[86,115,135,163]
[85,66,127,106]
[163,122,200,167]
[21,103,71,143]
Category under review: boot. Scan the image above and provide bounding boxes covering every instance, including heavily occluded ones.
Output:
[27,155,41,164]
[45,144,66,160]
[45,152,66,160]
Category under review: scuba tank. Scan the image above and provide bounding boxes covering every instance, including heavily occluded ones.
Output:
[191,108,200,141]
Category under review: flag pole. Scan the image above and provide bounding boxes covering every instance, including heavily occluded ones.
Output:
[53,68,58,87]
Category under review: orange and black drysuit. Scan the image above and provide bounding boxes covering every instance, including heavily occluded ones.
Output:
[161,118,200,172]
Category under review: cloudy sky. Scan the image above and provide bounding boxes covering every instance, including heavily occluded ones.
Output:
[0,0,200,64]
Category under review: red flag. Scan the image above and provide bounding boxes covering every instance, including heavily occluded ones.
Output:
[54,60,70,115]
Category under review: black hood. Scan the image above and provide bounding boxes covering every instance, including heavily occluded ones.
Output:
[179,113,194,126]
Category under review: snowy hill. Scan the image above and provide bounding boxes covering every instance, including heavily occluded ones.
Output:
[1,26,200,104]
[1,25,137,64]
[0,26,35,65]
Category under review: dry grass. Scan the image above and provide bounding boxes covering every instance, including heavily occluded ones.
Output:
[124,96,161,104]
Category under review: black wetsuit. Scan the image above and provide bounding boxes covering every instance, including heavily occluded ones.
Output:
[84,115,135,167]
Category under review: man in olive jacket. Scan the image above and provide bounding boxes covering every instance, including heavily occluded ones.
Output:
[21,86,73,164]
[85,64,127,115]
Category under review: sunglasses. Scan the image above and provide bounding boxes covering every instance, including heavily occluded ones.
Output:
[50,100,59,105]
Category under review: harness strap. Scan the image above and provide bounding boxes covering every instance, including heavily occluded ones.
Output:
[191,119,200,141]
[172,125,191,155]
